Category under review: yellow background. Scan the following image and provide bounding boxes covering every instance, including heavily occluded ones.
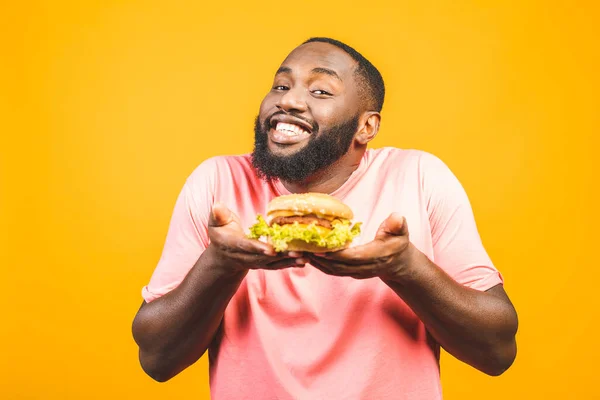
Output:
[2,1,598,399]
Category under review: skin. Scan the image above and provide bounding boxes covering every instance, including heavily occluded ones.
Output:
[132,42,518,382]
[257,42,381,193]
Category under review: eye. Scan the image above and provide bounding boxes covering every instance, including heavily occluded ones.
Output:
[273,85,289,91]
[312,89,332,96]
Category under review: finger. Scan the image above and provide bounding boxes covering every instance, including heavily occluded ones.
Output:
[375,213,408,239]
[313,245,374,264]
[308,256,352,273]
[317,237,406,264]
[233,236,276,256]
[258,257,308,270]
[209,203,234,227]
[229,251,285,266]
[309,258,374,278]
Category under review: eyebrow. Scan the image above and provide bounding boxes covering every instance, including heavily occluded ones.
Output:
[276,66,342,81]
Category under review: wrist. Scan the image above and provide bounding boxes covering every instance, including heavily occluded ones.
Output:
[202,244,248,279]
[382,243,429,284]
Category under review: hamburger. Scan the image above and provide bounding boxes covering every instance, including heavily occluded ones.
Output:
[248,193,362,253]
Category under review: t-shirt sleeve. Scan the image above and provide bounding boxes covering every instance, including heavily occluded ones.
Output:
[420,152,503,291]
[141,158,217,303]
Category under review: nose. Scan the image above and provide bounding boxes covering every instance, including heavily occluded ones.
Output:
[276,87,308,113]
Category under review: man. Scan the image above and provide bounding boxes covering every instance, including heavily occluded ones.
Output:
[132,37,518,399]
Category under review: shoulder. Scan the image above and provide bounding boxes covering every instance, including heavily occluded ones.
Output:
[186,154,253,186]
[180,154,255,211]
[368,147,451,176]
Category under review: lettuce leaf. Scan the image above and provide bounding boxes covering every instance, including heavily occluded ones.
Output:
[248,215,362,252]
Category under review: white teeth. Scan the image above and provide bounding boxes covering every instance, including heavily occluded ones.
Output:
[276,122,308,136]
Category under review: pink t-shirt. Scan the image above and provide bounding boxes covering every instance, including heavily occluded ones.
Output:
[142,147,502,400]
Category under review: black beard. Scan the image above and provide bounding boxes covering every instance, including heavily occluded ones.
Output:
[251,113,359,183]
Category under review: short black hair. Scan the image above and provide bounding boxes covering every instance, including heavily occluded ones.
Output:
[302,37,385,112]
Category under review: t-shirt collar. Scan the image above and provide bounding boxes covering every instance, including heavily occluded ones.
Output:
[271,149,371,199]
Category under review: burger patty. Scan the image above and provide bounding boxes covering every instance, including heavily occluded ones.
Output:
[271,215,333,229]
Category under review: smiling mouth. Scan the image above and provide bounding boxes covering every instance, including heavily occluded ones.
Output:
[275,122,310,136]
[268,122,312,145]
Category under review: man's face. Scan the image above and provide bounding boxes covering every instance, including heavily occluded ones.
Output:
[252,42,362,182]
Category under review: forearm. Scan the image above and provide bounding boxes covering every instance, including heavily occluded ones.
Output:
[132,245,247,382]
[383,245,518,376]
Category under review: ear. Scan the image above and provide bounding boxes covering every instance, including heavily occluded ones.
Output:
[355,112,381,145]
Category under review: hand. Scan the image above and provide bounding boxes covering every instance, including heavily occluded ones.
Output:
[307,213,418,280]
[206,203,308,275]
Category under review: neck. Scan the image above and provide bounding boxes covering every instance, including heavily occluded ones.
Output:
[281,146,366,194]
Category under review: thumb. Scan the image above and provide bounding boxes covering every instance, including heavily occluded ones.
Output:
[376,213,408,238]
[209,203,234,228]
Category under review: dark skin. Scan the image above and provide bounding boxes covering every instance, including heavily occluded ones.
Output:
[261,44,381,194]
[132,42,518,382]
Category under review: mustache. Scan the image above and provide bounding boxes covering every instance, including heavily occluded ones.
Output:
[265,110,319,133]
